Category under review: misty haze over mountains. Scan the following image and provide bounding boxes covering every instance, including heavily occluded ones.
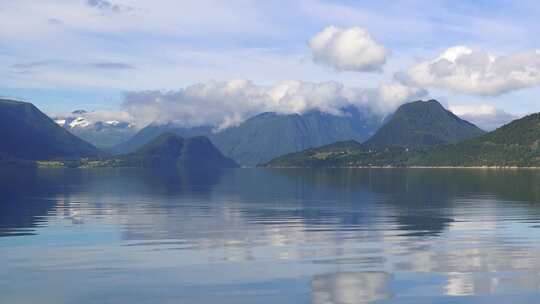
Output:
[44,78,515,163]
[111,106,383,166]
[45,77,516,153]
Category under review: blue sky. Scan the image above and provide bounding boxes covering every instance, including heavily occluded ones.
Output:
[1,0,540,130]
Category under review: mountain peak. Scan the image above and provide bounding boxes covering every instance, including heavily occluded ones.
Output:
[52,110,136,148]
[364,100,484,148]
[0,100,101,160]
[404,99,441,105]
[135,132,185,157]
[0,98,30,105]
[129,132,238,169]
[395,99,444,113]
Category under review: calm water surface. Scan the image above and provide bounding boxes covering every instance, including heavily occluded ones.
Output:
[2,168,540,303]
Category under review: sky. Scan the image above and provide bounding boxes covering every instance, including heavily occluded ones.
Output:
[2,0,540,130]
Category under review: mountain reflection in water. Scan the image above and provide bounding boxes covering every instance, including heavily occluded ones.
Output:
[2,168,540,303]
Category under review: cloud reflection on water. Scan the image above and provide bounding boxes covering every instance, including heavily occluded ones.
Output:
[4,168,540,302]
[312,272,392,304]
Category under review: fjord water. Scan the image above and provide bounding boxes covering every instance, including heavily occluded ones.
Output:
[2,169,540,303]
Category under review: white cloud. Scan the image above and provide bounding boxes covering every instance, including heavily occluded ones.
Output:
[365,83,428,113]
[308,26,388,72]
[397,46,540,96]
[122,80,426,130]
[83,110,134,124]
[449,104,518,130]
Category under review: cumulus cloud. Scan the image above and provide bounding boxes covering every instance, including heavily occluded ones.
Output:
[122,80,426,130]
[397,46,540,96]
[308,26,389,72]
[362,83,428,113]
[449,104,518,130]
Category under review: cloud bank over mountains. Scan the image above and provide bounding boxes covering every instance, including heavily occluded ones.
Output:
[114,31,534,131]
[122,80,426,130]
[3,0,540,131]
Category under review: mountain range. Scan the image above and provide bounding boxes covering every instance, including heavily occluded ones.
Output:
[111,106,383,166]
[7,97,540,169]
[263,100,490,167]
[0,99,101,161]
[53,110,136,148]
[265,106,540,168]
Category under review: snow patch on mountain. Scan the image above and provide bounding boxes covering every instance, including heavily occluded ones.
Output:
[69,117,91,128]
[51,110,137,148]
[52,110,135,130]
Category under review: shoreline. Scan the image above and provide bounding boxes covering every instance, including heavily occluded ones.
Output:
[12,165,540,170]
[15,160,540,170]
[262,165,540,170]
